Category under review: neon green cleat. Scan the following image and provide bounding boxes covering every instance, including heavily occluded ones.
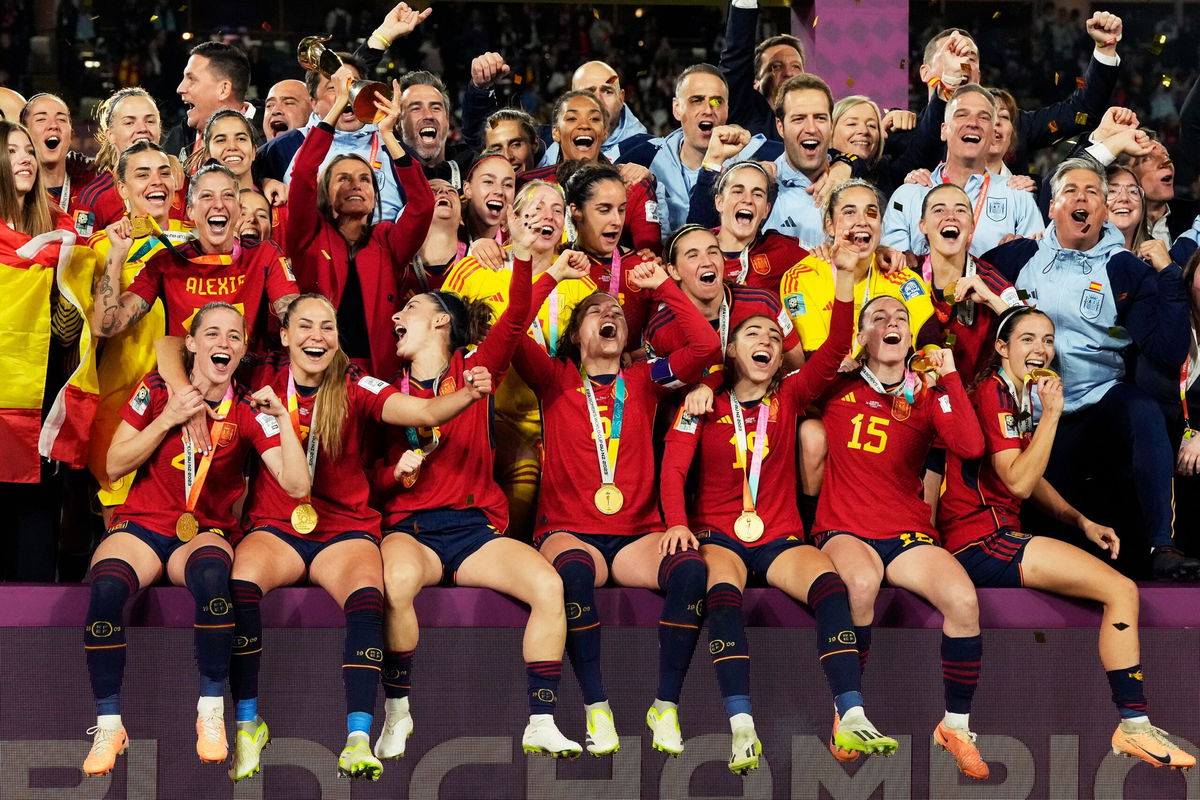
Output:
[585,706,620,756]
[338,739,383,780]
[229,719,270,782]
[645,706,683,756]
[833,710,898,757]
[729,726,762,775]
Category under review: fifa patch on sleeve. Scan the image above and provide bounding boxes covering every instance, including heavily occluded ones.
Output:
[129,384,151,416]
[1000,412,1019,439]
[256,412,281,437]
[777,308,794,334]
[280,256,296,282]
[784,293,806,316]
[999,286,1022,307]
[357,376,390,395]
[900,278,924,301]
[644,201,660,224]
[938,394,952,414]
[674,412,699,435]
[74,211,95,238]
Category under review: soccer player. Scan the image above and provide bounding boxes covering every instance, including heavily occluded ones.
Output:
[511,260,718,757]
[171,294,493,782]
[20,92,95,212]
[373,225,592,760]
[284,77,433,379]
[460,153,516,246]
[189,111,288,241]
[811,295,991,780]
[408,178,466,297]
[80,303,308,776]
[444,181,596,540]
[939,305,1196,770]
[89,163,299,347]
[661,235,897,774]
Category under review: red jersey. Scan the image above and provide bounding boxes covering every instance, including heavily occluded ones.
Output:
[643,283,800,367]
[245,357,400,541]
[661,298,852,541]
[721,230,809,292]
[937,372,1029,551]
[127,238,298,338]
[585,247,656,349]
[914,258,1018,383]
[373,258,541,530]
[512,278,719,537]
[112,372,280,538]
[814,370,985,539]
[74,170,187,238]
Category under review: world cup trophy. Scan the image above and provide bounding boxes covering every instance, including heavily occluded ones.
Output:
[297,35,390,124]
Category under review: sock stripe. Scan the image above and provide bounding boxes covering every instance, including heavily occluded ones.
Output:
[568,621,600,633]
[819,648,858,660]
[713,654,750,663]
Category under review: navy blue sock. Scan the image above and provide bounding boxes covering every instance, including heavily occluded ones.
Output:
[941,633,982,714]
[552,549,606,704]
[855,625,872,675]
[184,546,234,697]
[707,582,751,717]
[382,650,414,699]
[808,572,863,715]
[84,559,138,716]
[527,660,563,714]
[230,579,263,707]
[343,587,385,717]
[1107,665,1149,718]
[655,549,706,703]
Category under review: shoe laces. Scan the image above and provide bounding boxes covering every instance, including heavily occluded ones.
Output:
[944,724,979,745]
[198,711,225,742]
[86,726,121,752]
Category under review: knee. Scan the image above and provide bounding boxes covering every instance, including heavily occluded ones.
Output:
[1105,574,1140,611]
[185,547,232,599]
[87,559,138,612]
[659,550,706,596]
[552,549,596,594]
[382,561,425,605]
[944,587,980,628]
[840,571,880,610]
[527,565,566,611]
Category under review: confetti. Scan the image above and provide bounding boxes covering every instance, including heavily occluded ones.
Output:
[1054,72,1060,85]
[992,11,1000,18]
[1074,112,1088,125]
[812,15,818,27]
[1076,77,1086,89]
[1048,120,1059,133]
[899,58,907,69]
[1162,75,1173,88]
[846,78,855,87]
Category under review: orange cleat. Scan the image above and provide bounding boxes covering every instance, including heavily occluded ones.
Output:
[83,725,129,776]
[1112,721,1196,770]
[828,713,860,762]
[933,721,990,780]
[196,709,228,763]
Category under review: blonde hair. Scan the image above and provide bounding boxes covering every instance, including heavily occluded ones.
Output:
[94,88,160,173]
[282,294,350,461]
[832,95,884,167]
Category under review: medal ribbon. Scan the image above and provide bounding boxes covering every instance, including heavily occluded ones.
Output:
[528,285,561,356]
[287,371,321,504]
[608,248,622,296]
[1000,368,1034,435]
[729,392,769,514]
[1181,361,1194,436]
[399,370,444,451]
[581,369,626,486]
[861,364,917,404]
[736,247,750,284]
[182,384,236,517]
[718,294,730,351]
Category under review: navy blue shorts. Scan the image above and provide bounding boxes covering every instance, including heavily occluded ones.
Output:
[953,529,1032,587]
[106,519,224,563]
[251,525,377,568]
[536,530,645,568]
[697,530,806,586]
[385,507,504,582]
[812,529,936,568]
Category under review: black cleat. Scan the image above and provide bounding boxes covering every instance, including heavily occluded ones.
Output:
[1151,546,1200,581]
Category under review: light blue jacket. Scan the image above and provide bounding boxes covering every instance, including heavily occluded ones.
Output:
[762,154,825,249]
[540,104,649,166]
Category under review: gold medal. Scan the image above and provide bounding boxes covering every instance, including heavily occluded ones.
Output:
[594,483,624,515]
[734,511,764,543]
[129,214,153,238]
[908,345,941,374]
[943,279,959,304]
[176,512,199,542]
[291,502,319,534]
[1025,367,1059,382]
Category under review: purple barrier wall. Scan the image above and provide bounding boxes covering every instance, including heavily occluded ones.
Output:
[3,587,1199,798]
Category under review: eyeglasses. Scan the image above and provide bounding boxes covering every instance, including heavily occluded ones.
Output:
[1110,184,1142,198]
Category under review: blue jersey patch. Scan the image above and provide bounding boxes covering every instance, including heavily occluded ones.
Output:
[784,293,806,316]
[900,279,924,301]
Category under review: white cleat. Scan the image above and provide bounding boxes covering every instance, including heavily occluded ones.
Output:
[645,705,684,756]
[585,706,620,756]
[522,716,582,759]
[373,713,414,760]
[729,725,762,775]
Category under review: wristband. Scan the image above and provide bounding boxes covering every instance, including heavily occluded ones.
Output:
[701,160,725,173]
[369,30,391,49]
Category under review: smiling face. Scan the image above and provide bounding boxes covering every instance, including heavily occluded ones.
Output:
[989,105,1014,161]
[392,293,450,360]
[1106,168,1144,239]
[188,170,239,250]
[24,95,71,169]
[327,156,376,220]
[777,88,832,179]
[1050,167,1107,250]
[177,54,229,130]
[429,178,462,226]
[206,115,254,179]
[484,118,535,175]
[263,79,311,140]
[823,185,881,256]
[572,178,626,255]
[729,316,784,382]
[755,43,804,105]
[281,297,340,376]
[399,83,449,164]
[1129,140,1174,204]
[858,296,912,364]
[7,129,38,197]
[667,228,725,305]
[573,293,627,360]
[108,94,162,155]
[553,95,605,162]
[918,184,974,260]
[186,306,247,385]
[573,62,624,134]
[715,165,771,241]
[832,101,880,162]
[673,71,728,155]
[997,312,1055,381]
[117,148,175,219]
[516,184,566,255]
[238,190,272,244]
[942,90,994,164]
[463,157,516,233]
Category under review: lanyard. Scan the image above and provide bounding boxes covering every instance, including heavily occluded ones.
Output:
[998,368,1033,435]
[399,369,445,451]
[368,132,381,170]
[287,371,321,500]
[730,392,769,513]
[717,296,730,351]
[528,284,561,356]
[581,369,626,486]
[922,255,977,327]
[1182,362,1194,434]
[860,364,917,404]
[942,169,990,253]
[607,248,622,296]
[736,247,750,284]
[181,384,235,516]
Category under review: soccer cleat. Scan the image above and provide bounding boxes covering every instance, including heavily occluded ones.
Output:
[934,721,990,780]
[729,726,762,775]
[1112,720,1197,770]
[373,712,414,760]
[645,705,684,756]
[196,708,228,763]
[835,709,898,757]
[82,725,128,776]
[1150,547,1200,582]
[522,716,583,759]
[229,719,270,781]
[585,707,620,756]
[338,739,383,780]
[829,713,860,762]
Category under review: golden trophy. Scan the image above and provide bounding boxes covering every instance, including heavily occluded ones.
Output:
[297,35,390,124]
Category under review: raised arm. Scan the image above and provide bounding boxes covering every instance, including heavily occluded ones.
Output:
[380,367,493,427]
[247,385,311,498]
[283,91,343,261]
[989,376,1061,500]
[785,239,857,405]
[91,219,151,338]
[636,263,722,388]
[371,80,436,268]
[925,350,985,460]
